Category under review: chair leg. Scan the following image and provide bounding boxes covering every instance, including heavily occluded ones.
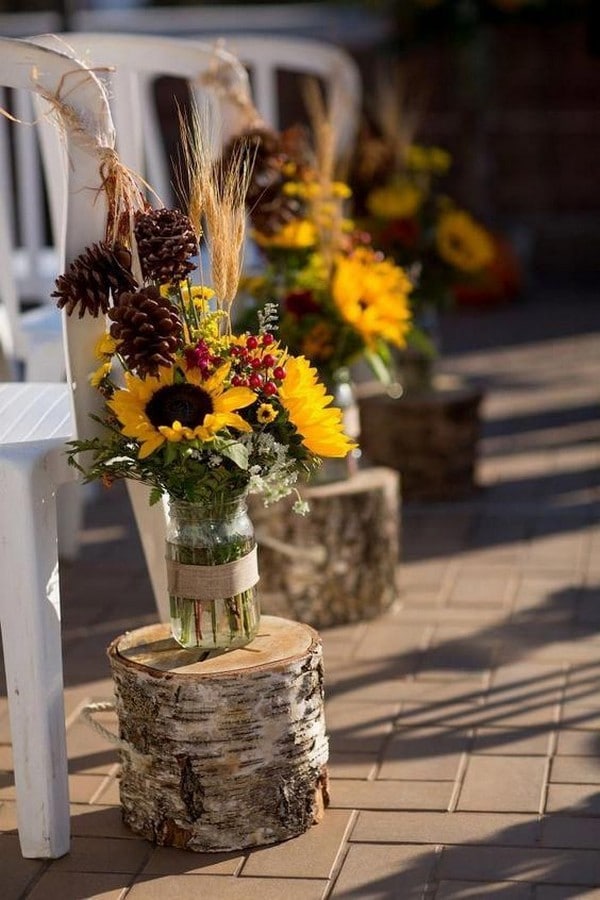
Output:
[0,448,70,858]
[126,479,169,622]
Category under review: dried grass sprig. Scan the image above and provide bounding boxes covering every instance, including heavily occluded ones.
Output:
[372,63,427,173]
[178,102,255,325]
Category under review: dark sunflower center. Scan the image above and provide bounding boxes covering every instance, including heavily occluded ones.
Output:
[145,384,213,429]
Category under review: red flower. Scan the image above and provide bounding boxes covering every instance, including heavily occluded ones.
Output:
[381,218,421,250]
[284,289,320,317]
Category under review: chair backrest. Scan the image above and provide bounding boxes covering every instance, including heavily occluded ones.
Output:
[0,37,114,438]
[32,33,253,208]
[213,34,362,163]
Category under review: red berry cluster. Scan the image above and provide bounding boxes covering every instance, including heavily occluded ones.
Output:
[185,339,224,378]
[229,333,286,396]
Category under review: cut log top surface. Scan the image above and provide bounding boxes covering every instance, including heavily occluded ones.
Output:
[301,465,398,499]
[109,616,318,679]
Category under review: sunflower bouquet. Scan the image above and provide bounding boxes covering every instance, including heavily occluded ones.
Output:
[55,209,351,510]
[55,113,356,650]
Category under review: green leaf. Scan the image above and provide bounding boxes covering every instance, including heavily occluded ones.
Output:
[219,442,249,470]
[149,487,163,507]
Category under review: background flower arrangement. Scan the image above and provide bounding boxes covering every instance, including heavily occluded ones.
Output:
[223,87,414,387]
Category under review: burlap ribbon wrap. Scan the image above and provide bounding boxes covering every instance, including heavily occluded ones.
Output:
[166,546,259,601]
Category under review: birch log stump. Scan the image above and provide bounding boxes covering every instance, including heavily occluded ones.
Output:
[357,377,484,502]
[107,617,328,852]
[251,467,400,629]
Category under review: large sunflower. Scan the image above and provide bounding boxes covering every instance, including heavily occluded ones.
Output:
[108,364,256,459]
[331,248,412,349]
[278,356,357,458]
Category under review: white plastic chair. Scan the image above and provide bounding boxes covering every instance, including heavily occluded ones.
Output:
[213,34,362,163]
[0,37,114,859]
[29,33,254,621]
[34,32,253,207]
[0,81,65,381]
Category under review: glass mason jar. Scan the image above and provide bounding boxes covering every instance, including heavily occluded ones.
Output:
[165,493,260,651]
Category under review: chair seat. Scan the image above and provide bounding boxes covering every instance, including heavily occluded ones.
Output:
[0,382,71,445]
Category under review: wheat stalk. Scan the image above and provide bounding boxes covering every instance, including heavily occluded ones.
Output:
[178,102,254,327]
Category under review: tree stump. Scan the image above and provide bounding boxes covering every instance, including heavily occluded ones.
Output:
[357,377,484,502]
[251,467,400,629]
[107,616,329,852]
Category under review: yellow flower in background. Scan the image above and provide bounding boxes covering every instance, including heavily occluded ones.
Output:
[253,219,317,250]
[332,249,413,349]
[108,364,255,459]
[436,210,495,273]
[331,181,352,199]
[407,144,452,175]
[278,356,357,458]
[366,181,423,220]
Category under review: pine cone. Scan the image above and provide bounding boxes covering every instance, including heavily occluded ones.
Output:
[134,208,198,285]
[52,242,136,318]
[109,286,183,376]
[221,128,304,237]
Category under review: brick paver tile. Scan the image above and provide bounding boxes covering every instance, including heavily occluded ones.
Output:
[352,811,540,846]
[473,728,553,756]
[327,751,378,780]
[50,835,151,873]
[551,756,600,784]
[438,845,600,885]
[330,779,452,811]
[0,770,15,800]
[330,843,437,898]
[26,872,130,900]
[555,730,598,756]
[0,743,13,769]
[143,846,244,876]
[447,569,516,608]
[541,815,600,849]
[67,773,117,804]
[535,886,600,899]
[458,756,546,813]
[127,875,328,899]
[324,701,399,755]
[435,879,532,898]
[379,728,468,781]
[0,834,45,900]
[240,809,353,878]
[353,622,428,661]
[69,803,139,839]
[0,800,17,832]
[545,784,600,816]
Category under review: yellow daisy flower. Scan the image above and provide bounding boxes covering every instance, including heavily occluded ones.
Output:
[94,332,118,359]
[436,210,495,273]
[108,364,256,459]
[257,403,277,424]
[278,356,357,458]
[367,182,422,220]
[90,361,111,387]
[332,249,413,349]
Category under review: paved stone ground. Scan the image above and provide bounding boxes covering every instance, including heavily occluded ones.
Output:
[1,281,599,898]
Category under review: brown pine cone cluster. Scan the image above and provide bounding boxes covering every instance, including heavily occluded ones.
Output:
[134,208,198,285]
[109,286,183,376]
[221,127,305,237]
[52,242,136,318]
